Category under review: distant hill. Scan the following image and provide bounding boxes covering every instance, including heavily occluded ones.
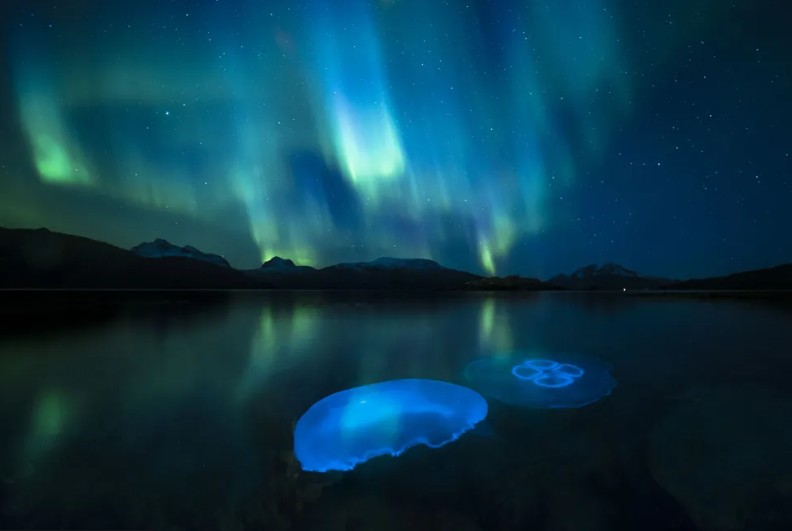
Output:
[548,263,672,290]
[319,257,480,289]
[255,256,317,273]
[0,228,257,289]
[247,256,481,289]
[243,256,319,287]
[332,257,444,271]
[131,239,231,268]
[666,264,792,291]
[464,275,555,291]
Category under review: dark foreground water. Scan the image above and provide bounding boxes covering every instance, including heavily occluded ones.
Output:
[1,291,792,531]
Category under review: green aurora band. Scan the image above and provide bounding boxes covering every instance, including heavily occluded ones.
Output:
[2,0,746,274]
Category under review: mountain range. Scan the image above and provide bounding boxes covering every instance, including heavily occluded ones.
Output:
[1,227,790,291]
[131,239,231,268]
[0,228,255,289]
[547,263,673,290]
[246,255,481,289]
[665,264,792,291]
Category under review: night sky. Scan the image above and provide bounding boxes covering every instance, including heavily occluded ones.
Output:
[0,0,789,278]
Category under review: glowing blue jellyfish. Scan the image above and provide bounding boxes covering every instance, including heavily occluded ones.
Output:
[293,379,488,472]
[464,354,616,408]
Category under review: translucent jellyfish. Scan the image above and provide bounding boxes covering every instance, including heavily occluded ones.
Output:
[464,354,616,408]
[293,379,488,472]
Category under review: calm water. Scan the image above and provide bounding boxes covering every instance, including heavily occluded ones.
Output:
[1,292,792,530]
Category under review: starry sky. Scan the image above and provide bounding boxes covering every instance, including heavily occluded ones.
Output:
[0,0,789,278]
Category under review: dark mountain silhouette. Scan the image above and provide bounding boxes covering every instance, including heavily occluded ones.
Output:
[256,256,316,272]
[0,228,478,290]
[665,264,792,291]
[317,257,480,289]
[3,227,791,292]
[243,255,319,287]
[246,256,480,289]
[548,263,672,290]
[0,228,257,289]
[262,256,296,268]
[464,275,555,291]
[131,239,231,268]
[332,257,444,271]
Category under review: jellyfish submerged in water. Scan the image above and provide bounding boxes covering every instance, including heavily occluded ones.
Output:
[464,353,616,408]
[294,379,488,472]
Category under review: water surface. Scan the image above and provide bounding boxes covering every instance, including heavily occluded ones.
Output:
[1,292,791,530]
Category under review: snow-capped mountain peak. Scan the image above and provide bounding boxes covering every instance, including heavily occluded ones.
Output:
[130,239,230,268]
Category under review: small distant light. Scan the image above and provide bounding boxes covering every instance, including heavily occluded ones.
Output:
[623,288,627,292]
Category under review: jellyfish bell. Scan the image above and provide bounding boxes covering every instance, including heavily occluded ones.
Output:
[464,353,616,409]
[293,379,488,473]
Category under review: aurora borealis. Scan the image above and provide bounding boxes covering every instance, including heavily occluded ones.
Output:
[0,0,790,277]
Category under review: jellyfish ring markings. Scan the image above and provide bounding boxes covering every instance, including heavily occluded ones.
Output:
[510,359,586,389]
